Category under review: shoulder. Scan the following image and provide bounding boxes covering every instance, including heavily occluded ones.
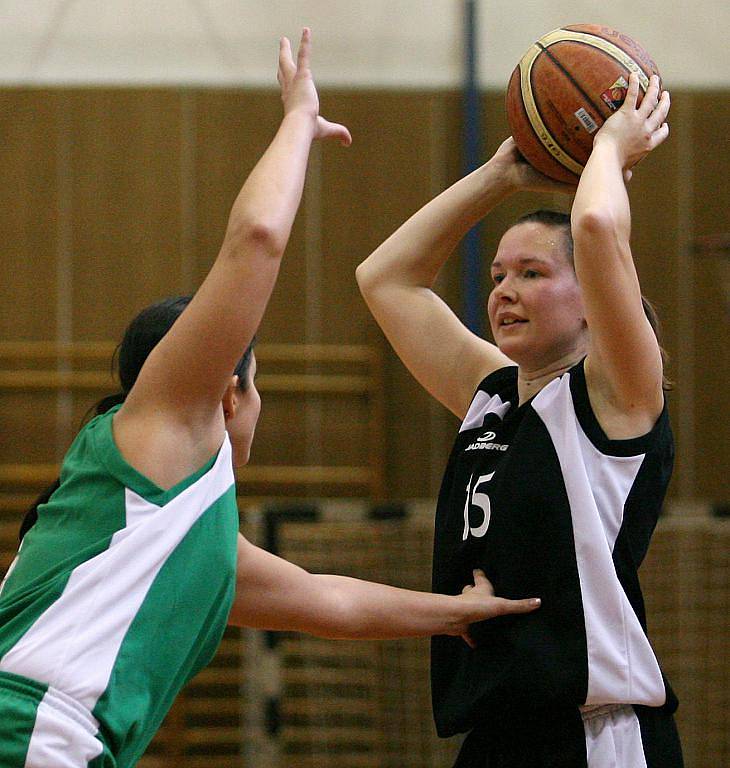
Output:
[458,365,518,432]
[475,364,518,398]
[583,345,664,439]
[569,358,672,453]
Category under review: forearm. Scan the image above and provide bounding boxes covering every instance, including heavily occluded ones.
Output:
[230,567,464,640]
[357,161,514,291]
[224,110,316,255]
[571,138,631,250]
[229,536,539,639]
[308,575,464,640]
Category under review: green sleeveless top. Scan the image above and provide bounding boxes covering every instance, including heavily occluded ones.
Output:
[0,405,239,766]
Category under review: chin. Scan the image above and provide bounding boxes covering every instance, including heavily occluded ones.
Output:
[496,338,526,361]
[231,445,251,469]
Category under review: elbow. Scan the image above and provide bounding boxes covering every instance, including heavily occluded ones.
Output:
[571,208,621,243]
[306,577,362,640]
[225,219,286,258]
[356,256,396,302]
[355,259,376,296]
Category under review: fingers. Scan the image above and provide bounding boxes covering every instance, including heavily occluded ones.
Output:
[623,71,641,110]
[278,28,312,83]
[297,27,311,72]
[472,568,491,588]
[638,73,660,115]
[316,117,352,147]
[467,570,540,614]
[493,596,542,615]
[278,36,295,81]
[647,89,671,132]
[650,120,670,150]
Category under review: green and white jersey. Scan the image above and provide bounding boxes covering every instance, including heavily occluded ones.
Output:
[0,405,239,767]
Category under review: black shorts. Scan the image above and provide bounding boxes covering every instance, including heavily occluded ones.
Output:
[453,704,683,768]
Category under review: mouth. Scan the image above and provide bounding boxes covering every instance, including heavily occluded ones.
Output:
[499,317,528,327]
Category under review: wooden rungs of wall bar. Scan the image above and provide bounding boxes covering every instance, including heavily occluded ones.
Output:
[0,464,373,487]
[0,341,386,498]
[0,341,378,364]
[0,343,381,395]
[0,370,373,395]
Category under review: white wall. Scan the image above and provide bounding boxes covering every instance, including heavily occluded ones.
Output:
[1,0,726,88]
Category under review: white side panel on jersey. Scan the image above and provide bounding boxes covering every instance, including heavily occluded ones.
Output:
[459,391,511,433]
[0,436,234,714]
[583,705,648,768]
[24,686,103,768]
[532,375,665,706]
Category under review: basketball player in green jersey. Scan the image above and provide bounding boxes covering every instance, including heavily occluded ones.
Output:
[0,29,540,768]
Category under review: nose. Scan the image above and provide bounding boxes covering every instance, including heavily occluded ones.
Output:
[493,278,517,302]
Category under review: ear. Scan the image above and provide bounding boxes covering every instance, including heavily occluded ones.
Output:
[222,375,240,421]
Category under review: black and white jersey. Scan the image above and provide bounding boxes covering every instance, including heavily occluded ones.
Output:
[431,359,676,738]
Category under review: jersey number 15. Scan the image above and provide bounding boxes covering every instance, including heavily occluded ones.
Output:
[463,472,495,541]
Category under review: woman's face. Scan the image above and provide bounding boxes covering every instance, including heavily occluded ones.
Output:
[487,222,587,369]
[228,353,261,467]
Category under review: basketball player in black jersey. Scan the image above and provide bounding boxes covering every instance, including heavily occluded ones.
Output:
[357,72,682,767]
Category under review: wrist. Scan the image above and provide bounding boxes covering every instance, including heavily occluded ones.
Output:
[590,134,626,168]
[480,159,518,198]
[281,108,318,134]
[443,594,469,636]
[464,162,516,220]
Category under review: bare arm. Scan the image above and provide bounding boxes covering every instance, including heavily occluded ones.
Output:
[572,73,670,434]
[356,139,574,419]
[115,30,351,481]
[228,535,539,643]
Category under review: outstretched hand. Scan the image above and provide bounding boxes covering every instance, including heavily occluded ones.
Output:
[456,569,540,648]
[278,28,352,146]
[488,137,577,195]
[593,72,670,180]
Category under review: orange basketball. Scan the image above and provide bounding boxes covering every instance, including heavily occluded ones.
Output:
[506,24,661,182]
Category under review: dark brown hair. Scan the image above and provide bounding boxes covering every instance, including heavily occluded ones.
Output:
[20,296,255,542]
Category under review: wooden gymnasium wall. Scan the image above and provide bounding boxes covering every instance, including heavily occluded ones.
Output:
[0,87,728,502]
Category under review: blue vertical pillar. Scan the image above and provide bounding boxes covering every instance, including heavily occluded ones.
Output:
[462,0,483,335]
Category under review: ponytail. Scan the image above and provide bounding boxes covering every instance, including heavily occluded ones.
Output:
[19,390,127,543]
[19,479,60,543]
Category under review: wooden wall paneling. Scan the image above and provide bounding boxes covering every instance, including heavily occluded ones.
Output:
[192,90,304,337]
[340,91,464,499]
[690,92,730,502]
[0,90,63,468]
[1,84,729,509]
[0,90,60,341]
[68,89,186,342]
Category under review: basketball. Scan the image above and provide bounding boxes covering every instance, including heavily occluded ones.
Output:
[506,24,661,182]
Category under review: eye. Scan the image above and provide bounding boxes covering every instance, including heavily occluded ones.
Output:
[524,269,540,278]
[491,273,504,284]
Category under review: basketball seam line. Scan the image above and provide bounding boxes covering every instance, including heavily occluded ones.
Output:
[536,40,610,125]
[518,49,584,176]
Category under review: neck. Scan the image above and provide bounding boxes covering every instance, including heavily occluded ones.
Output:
[516,349,585,405]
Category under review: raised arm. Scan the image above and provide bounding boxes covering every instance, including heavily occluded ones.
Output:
[356,138,573,418]
[228,535,539,644]
[116,30,351,476]
[572,73,670,435]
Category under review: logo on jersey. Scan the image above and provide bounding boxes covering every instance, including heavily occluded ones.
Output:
[465,429,509,452]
